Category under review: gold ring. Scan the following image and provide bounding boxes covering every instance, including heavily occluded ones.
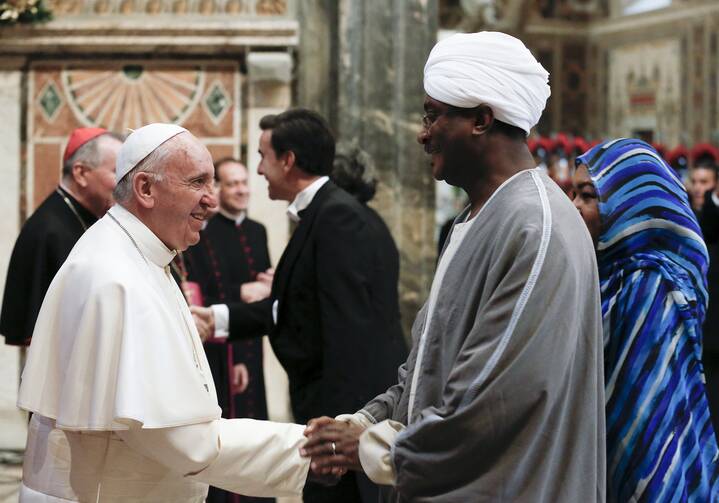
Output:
[331,442,337,456]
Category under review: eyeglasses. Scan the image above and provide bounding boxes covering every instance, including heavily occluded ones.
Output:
[421,106,473,130]
[421,113,439,130]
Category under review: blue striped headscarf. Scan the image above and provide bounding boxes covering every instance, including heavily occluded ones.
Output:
[577,138,718,502]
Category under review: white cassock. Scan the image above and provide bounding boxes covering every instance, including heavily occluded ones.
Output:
[17,204,310,502]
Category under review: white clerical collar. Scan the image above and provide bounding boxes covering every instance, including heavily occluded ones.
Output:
[108,204,176,267]
[287,176,329,222]
[713,191,719,207]
[218,208,246,226]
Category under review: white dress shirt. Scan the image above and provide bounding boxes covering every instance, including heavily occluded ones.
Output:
[211,176,329,337]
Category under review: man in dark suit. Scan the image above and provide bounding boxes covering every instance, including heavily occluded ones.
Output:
[192,109,407,503]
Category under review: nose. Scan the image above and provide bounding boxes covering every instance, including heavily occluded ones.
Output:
[572,195,582,213]
[417,126,429,145]
[203,188,218,209]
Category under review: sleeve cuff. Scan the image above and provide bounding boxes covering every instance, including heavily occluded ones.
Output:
[358,419,405,486]
[211,304,229,339]
[335,411,374,429]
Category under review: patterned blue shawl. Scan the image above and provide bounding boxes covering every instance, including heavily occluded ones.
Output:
[577,138,718,502]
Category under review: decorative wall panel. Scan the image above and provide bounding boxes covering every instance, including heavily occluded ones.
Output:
[607,39,681,145]
[27,60,241,209]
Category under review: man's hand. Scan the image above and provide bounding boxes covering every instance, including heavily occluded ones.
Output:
[240,281,271,303]
[257,268,274,286]
[300,417,365,475]
[190,306,215,341]
[306,465,343,486]
[232,363,249,393]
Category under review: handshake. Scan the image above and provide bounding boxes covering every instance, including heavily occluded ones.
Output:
[301,416,366,485]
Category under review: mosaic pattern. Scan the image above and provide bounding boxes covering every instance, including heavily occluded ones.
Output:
[61,65,204,130]
[28,61,241,209]
[38,80,63,121]
[203,80,231,124]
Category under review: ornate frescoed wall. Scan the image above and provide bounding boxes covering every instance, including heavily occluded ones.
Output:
[607,39,681,145]
[28,61,241,210]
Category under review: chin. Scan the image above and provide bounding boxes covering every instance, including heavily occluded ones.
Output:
[179,233,200,251]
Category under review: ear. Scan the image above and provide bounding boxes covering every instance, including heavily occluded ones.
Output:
[473,105,494,136]
[282,150,296,175]
[132,172,156,209]
[71,162,89,188]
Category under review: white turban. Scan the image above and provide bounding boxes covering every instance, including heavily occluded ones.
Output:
[116,123,187,182]
[423,31,550,135]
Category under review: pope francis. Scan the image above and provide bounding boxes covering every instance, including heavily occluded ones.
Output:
[17,124,314,501]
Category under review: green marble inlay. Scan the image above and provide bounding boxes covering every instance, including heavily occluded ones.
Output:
[39,83,61,119]
[123,65,144,80]
[205,84,228,119]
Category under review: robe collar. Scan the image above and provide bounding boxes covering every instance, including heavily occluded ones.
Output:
[107,204,176,267]
[217,207,246,226]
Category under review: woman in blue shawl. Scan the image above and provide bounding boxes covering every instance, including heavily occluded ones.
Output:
[572,138,719,502]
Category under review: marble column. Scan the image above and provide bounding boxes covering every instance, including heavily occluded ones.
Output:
[0,58,29,450]
[245,52,295,435]
[298,0,439,338]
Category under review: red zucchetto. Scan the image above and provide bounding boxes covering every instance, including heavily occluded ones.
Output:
[63,127,108,162]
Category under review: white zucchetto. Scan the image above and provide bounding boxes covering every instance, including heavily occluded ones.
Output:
[423,31,550,135]
[116,123,187,182]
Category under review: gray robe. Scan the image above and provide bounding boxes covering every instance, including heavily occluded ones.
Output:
[360,169,605,502]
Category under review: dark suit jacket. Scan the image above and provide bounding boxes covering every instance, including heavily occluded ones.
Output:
[227,181,407,423]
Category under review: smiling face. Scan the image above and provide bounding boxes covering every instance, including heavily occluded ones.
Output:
[257,129,292,201]
[151,136,217,251]
[217,161,250,214]
[571,164,601,248]
[416,95,476,185]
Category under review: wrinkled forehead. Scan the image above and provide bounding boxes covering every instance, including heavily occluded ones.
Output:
[165,135,213,176]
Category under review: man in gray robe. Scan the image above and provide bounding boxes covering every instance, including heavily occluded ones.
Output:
[301,31,606,502]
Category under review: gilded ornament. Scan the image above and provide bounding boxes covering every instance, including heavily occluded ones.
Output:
[255,0,284,15]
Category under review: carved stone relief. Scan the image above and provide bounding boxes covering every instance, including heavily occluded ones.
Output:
[45,0,288,15]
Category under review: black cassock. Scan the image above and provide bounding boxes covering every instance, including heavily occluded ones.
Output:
[1,187,97,346]
[180,213,272,503]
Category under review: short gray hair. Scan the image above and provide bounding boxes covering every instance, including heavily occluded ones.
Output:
[62,132,124,178]
[112,139,173,203]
